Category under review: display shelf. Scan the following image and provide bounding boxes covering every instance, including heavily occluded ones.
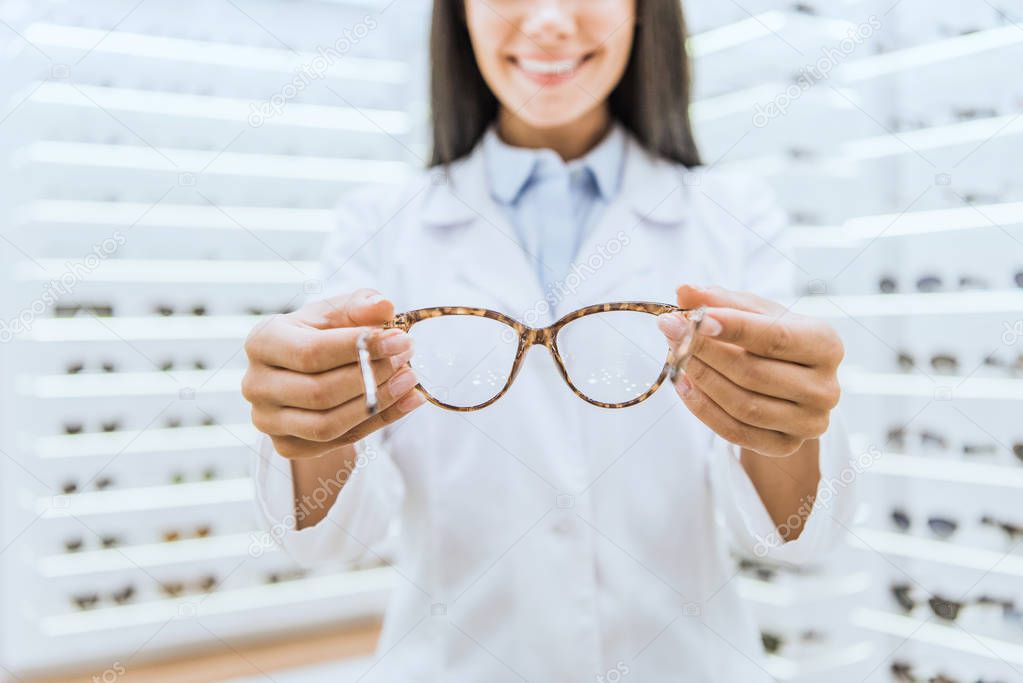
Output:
[24,368,245,399]
[16,258,315,284]
[16,141,411,185]
[20,200,334,233]
[852,608,1023,666]
[26,315,259,343]
[842,25,1023,82]
[23,82,410,135]
[38,478,254,518]
[736,572,871,607]
[40,566,394,637]
[739,112,1023,176]
[35,423,258,459]
[38,532,277,578]
[19,22,408,84]
[765,642,874,682]
[840,371,1023,401]
[848,529,1023,578]
[793,290,1023,317]
[689,10,853,57]
[840,200,1023,239]
[868,453,1023,490]
[839,112,1023,162]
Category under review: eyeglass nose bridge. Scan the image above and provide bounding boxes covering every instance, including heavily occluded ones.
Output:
[522,326,554,348]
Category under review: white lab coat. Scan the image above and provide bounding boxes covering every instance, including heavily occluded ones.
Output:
[254,132,856,682]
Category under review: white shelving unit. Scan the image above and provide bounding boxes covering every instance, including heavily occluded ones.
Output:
[0,0,428,675]
[688,0,1022,681]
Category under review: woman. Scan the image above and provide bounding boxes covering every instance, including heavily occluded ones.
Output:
[243,0,853,680]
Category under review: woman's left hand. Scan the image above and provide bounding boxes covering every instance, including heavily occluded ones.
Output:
[658,284,844,458]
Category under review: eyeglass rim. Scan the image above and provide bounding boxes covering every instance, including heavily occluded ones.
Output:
[387,301,689,411]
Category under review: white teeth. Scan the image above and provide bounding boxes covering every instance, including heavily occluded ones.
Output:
[517,57,581,76]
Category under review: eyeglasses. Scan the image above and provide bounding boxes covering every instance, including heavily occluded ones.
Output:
[362,302,703,411]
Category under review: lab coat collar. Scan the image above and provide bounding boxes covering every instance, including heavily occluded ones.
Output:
[421,126,691,228]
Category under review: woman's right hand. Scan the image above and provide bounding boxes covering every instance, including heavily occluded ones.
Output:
[242,288,425,459]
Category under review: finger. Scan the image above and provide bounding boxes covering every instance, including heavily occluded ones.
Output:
[675,284,784,316]
[684,357,826,438]
[269,389,426,460]
[247,318,412,373]
[244,347,413,410]
[693,338,839,408]
[298,289,395,330]
[673,373,804,457]
[252,366,420,442]
[695,307,838,365]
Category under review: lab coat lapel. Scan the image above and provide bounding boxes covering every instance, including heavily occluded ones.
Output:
[420,146,548,321]
[568,135,691,308]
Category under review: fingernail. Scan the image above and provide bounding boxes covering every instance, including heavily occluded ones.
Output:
[657,313,686,339]
[387,369,417,396]
[390,347,414,370]
[363,292,386,306]
[396,389,426,413]
[379,332,412,355]
[700,315,723,337]
[676,371,694,398]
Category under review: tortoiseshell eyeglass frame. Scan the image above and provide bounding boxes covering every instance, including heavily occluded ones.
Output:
[382,302,700,411]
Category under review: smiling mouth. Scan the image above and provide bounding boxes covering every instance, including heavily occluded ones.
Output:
[511,53,594,82]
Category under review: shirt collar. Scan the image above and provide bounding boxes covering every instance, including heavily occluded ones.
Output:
[483,123,626,205]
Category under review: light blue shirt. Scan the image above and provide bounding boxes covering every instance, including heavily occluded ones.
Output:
[483,124,626,312]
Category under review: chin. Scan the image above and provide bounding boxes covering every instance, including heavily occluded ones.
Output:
[516,98,601,132]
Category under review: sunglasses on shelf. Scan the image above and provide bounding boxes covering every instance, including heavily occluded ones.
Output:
[54,303,115,318]
[759,628,823,655]
[60,476,115,495]
[980,514,1023,542]
[886,427,950,451]
[982,353,1023,375]
[895,351,959,375]
[160,574,218,597]
[890,661,971,683]
[154,304,208,317]
[160,524,213,543]
[63,534,122,553]
[358,303,704,412]
[72,585,136,610]
[890,508,958,539]
[63,419,122,435]
[266,569,308,584]
[158,358,210,372]
[168,467,218,485]
[878,274,989,295]
[65,360,117,374]
[163,414,218,429]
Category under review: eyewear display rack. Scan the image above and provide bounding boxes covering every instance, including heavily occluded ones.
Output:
[0,0,427,675]
[689,0,1023,681]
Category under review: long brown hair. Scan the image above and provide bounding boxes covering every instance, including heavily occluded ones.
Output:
[428,0,701,168]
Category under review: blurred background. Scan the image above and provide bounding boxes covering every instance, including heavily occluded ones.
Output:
[0,0,1020,681]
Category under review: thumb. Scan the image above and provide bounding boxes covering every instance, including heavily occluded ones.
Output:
[675,284,777,315]
[299,288,395,329]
